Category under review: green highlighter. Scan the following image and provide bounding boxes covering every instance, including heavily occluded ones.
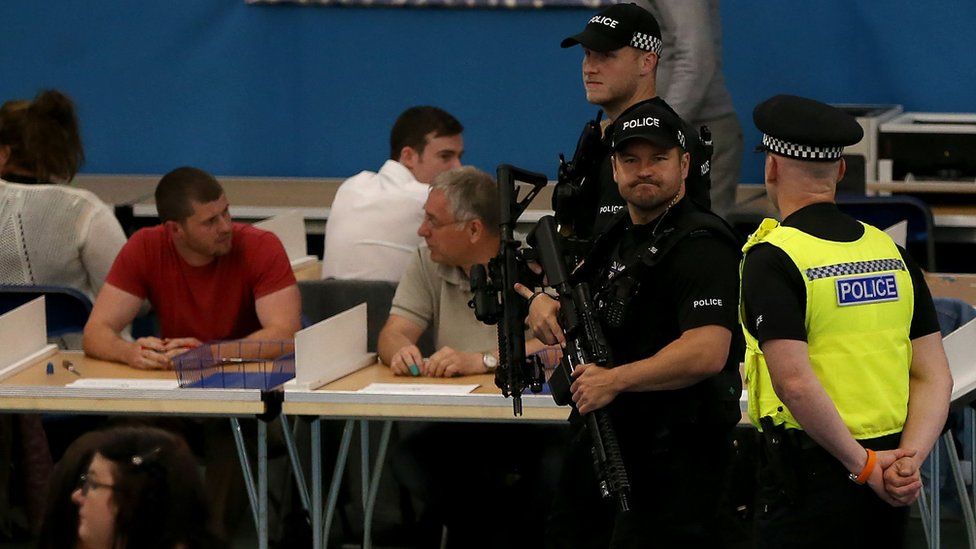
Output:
[408,363,421,377]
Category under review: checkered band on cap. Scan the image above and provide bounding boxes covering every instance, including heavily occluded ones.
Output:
[805,258,906,281]
[631,32,663,55]
[762,134,845,160]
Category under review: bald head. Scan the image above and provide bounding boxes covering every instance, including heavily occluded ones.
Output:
[777,154,844,183]
[765,154,847,215]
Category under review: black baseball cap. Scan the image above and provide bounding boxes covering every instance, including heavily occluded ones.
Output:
[561,3,663,55]
[612,101,687,152]
[753,94,863,161]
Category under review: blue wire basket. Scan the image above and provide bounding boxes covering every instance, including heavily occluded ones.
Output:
[173,340,295,390]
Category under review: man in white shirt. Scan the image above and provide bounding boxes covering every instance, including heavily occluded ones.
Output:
[322,106,464,282]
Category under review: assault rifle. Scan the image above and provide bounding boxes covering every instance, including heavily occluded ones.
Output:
[469,164,548,416]
[553,111,606,238]
[527,215,632,512]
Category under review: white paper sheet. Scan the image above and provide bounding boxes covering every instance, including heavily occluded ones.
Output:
[254,210,308,261]
[357,383,479,396]
[66,378,180,390]
[946,318,976,403]
[294,303,375,390]
[290,255,318,269]
[0,297,48,371]
[884,219,908,248]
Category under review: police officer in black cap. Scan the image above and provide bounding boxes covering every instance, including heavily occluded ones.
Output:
[741,94,951,546]
[556,2,714,241]
[518,101,742,547]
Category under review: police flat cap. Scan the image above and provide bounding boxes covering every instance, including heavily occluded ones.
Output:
[561,3,662,55]
[753,94,863,161]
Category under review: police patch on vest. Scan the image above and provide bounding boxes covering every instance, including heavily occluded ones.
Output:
[836,274,899,306]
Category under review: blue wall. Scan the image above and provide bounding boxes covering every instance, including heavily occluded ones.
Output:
[1,1,973,183]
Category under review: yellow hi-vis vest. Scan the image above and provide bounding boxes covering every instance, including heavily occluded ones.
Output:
[741,218,914,439]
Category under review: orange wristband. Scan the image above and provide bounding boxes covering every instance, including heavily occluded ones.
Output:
[850,448,877,485]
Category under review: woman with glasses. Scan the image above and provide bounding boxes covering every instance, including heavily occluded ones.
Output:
[41,426,225,549]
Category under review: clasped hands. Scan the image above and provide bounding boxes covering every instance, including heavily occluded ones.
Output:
[388,344,485,377]
[866,449,924,507]
[128,337,202,370]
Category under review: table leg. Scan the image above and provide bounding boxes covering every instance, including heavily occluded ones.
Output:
[363,420,393,549]
[281,414,311,513]
[919,484,931,544]
[324,419,356,546]
[258,419,268,549]
[312,418,322,549]
[360,419,370,506]
[230,418,260,533]
[944,430,976,548]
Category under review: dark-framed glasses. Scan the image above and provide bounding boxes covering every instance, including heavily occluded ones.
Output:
[77,473,117,496]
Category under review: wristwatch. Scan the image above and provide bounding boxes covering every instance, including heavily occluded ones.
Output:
[482,352,499,372]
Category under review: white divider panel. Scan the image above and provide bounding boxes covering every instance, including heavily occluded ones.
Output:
[884,219,908,248]
[254,210,316,267]
[292,302,375,391]
[0,297,58,381]
[945,318,976,403]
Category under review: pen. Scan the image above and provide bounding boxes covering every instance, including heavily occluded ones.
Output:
[62,360,81,377]
[217,357,263,364]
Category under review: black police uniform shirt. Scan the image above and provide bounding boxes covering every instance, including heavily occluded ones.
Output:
[741,202,941,345]
[584,197,742,442]
[584,96,712,238]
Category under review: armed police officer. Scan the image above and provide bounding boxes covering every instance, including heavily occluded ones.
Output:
[741,95,952,547]
[518,101,742,547]
[556,3,714,241]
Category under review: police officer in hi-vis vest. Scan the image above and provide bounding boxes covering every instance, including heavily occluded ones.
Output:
[740,95,952,547]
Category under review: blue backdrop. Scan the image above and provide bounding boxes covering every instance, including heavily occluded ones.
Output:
[1,1,973,184]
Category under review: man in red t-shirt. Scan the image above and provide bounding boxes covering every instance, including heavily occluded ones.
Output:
[83,166,301,369]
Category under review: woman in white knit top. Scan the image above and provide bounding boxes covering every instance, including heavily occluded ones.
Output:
[1,90,129,536]
[0,90,125,301]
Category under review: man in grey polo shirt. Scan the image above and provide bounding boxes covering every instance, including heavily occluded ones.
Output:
[378,166,560,547]
[378,165,544,377]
